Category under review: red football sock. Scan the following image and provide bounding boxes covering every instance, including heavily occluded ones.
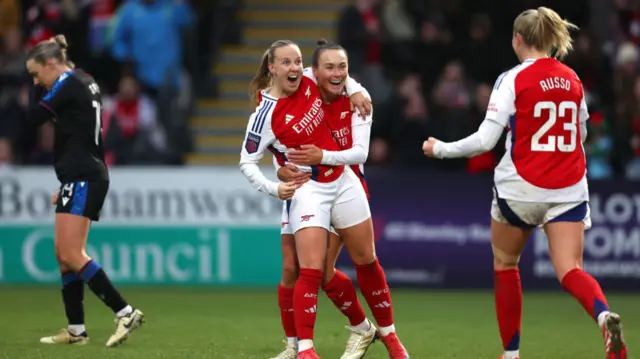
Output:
[323,269,367,326]
[561,268,610,323]
[277,284,296,338]
[293,268,323,341]
[355,259,394,327]
[494,269,522,351]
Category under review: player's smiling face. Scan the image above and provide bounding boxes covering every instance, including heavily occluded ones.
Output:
[26,58,60,90]
[269,44,303,95]
[313,49,348,99]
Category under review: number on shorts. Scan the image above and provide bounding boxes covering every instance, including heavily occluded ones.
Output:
[531,101,578,152]
[92,100,101,146]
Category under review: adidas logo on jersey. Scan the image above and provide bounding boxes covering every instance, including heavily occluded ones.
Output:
[285,114,294,124]
[340,111,349,119]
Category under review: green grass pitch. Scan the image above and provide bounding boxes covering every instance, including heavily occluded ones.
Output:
[0,288,637,358]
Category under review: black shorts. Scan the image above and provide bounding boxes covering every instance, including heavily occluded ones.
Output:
[55,181,109,221]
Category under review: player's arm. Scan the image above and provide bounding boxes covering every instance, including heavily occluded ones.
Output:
[321,106,373,165]
[579,95,589,144]
[273,153,288,182]
[274,153,313,184]
[27,75,74,126]
[433,73,513,158]
[239,102,280,197]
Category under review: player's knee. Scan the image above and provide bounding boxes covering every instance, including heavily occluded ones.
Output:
[55,250,75,268]
[553,262,581,283]
[345,240,376,265]
[281,263,299,287]
[492,246,520,270]
[55,247,86,270]
[350,250,376,266]
[54,241,72,265]
[322,266,337,286]
[57,261,72,273]
[493,257,519,271]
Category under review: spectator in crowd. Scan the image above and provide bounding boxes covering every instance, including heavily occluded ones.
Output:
[0,137,14,169]
[29,122,55,165]
[338,0,393,102]
[103,75,168,165]
[0,0,20,38]
[110,0,196,163]
[2,0,640,180]
[565,31,615,108]
[24,0,63,49]
[110,0,195,99]
[381,0,415,73]
[411,18,454,96]
[625,75,640,179]
[0,29,29,158]
[460,13,510,85]
[432,60,470,110]
[585,112,614,180]
[611,41,638,173]
[0,0,210,167]
[356,0,640,180]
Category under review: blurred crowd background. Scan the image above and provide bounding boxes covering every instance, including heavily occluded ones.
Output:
[1,0,639,180]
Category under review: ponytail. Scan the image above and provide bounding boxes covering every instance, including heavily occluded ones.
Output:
[51,34,75,68]
[28,34,75,68]
[513,7,579,60]
[249,50,272,105]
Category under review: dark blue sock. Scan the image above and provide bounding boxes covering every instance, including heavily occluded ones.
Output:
[61,272,85,326]
[79,260,128,314]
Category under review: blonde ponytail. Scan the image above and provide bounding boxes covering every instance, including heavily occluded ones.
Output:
[28,34,75,68]
[513,7,579,60]
[248,50,272,105]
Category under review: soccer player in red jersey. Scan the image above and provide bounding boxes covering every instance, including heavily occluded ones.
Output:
[281,40,410,359]
[270,47,375,359]
[270,40,377,359]
[423,7,628,359]
[239,40,379,359]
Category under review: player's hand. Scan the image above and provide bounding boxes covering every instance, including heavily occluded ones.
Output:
[278,182,297,200]
[287,144,323,166]
[422,137,439,158]
[349,91,372,118]
[51,191,59,205]
[277,164,312,186]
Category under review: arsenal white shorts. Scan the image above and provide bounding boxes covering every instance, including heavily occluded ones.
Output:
[491,188,591,230]
[281,200,338,236]
[281,167,371,235]
[330,167,371,230]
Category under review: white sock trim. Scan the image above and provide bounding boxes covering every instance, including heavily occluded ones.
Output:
[379,324,396,337]
[68,324,86,335]
[287,337,298,346]
[298,339,313,352]
[116,305,133,318]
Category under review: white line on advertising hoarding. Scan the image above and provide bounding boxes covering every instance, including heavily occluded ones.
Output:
[217,229,231,282]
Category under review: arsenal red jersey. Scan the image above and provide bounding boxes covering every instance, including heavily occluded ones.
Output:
[323,93,371,199]
[488,58,589,203]
[242,76,344,183]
